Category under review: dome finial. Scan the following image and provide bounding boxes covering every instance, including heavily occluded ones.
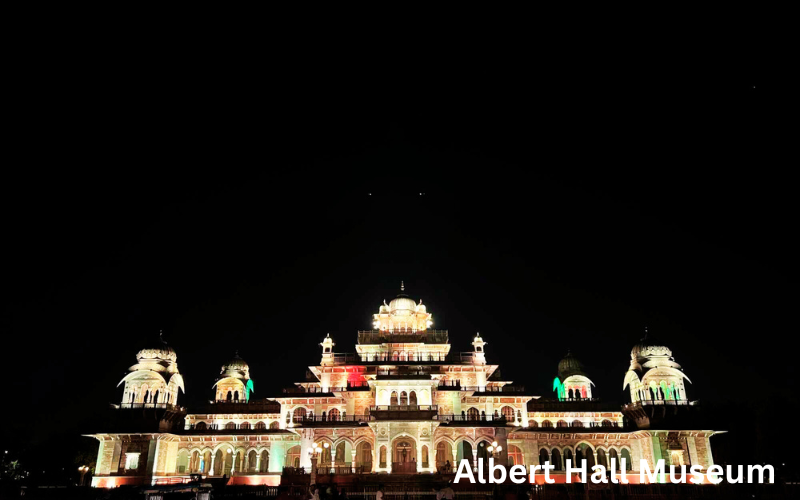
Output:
[159,329,168,346]
[644,326,649,339]
[400,280,405,292]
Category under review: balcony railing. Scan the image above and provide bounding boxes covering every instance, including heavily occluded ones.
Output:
[326,352,478,365]
[358,330,449,344]
[435,414,508,423]
[463,385,527,393]
[369,405,437,412]
[623,399,697,408]
[117,403,184,411]
[299,415,370,424]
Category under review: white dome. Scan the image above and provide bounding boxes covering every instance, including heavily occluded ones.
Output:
[389,296,418,314]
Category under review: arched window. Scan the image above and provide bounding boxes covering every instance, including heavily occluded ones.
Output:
[225,421,237,429]
[226,391,232,402]
[409,391,417,406]
[507,445,523,467]
[286,446,301,469]
[529,420,539,428]
[400,391,408,406]
[335,442,347,464]
[564,448,573,467]
[467,408,479,420]
[357,442,373,472]
[541,420,553,428]
[329,408,341,421]
[572,420,583,428]
[539,448,550,466]
[269,421,280,429]
[292,407,307,423]
[234,391,239,401]
[391,391,398,405]
[195,421,207,430]
[247,450,257,472]
[259,450,269,472]
[621,448,632,470]
[255,421,267,430]
[557,420,568,428]
[436,442,452,470]
[421,445,429,467]
[609,449,619,469]
[551,448,562,471]
[239,422,251,430]
[379,445,387,468]
[501,406,515,421]
[176,449,189,473]
[597,449,608,468]
[601,419,612,427]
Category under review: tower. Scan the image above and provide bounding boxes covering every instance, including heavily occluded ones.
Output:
[213,352,254,402]
[623,330,691,403]
[553,351,595,401]
[117,336,184,406]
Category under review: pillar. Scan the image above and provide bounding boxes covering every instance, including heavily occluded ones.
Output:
[472,448,478,472]
[255,454,261,472]
[351,449,357,473]
[210,453,216,476]
[299,429,314,469]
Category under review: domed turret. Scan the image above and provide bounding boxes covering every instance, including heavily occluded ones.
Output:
[623,328,691,403]
[118,332,184,406]
[214,351,254,402]
[553,351,594,401]
[371,281,433,332]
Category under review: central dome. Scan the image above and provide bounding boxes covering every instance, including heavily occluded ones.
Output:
[388,296,418,314]
[137,346,177,362]
[631,337,672,358]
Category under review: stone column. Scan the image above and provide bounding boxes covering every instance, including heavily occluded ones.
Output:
[255,454,261,473]
[299,429,314,469]
[451,448,458,473]
[330,449,336,473]
[472,449,478,472]
[210,454,216,476]
[351,449,357,473]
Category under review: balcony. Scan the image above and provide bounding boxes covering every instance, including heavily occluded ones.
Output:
[192,399,281,414]
[463,385,527,394]
[435,414,509,426]
[296,415,370,426]
[116,403,185,411]
[623,399,697,409]
[368,405,438,421]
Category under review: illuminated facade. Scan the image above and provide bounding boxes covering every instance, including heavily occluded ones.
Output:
[88,286,720,487]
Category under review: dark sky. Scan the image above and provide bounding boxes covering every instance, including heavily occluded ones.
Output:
[3,66,793,474]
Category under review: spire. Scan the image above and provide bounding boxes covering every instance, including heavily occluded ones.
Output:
[643,326,649,340]
[400,281,405,292]
[159,329,168,345]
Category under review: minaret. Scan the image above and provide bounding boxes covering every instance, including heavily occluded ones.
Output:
[473,333,488,390]
[319,333,335,391]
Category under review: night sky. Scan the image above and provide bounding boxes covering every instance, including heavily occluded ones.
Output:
[3,75,792,479]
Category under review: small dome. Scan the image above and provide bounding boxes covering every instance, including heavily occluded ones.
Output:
[137,347,177,362]
[416,301,427,313]
[631,337,672,358]
[222,352,249,372]
[557,351,587,380]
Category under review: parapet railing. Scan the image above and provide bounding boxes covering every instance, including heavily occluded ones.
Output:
[117,403,185,410]
[623,399,697,408]
[357,330,450,344]
[435,414,508,423]
[369,405,438,412]
[327,352,477,365]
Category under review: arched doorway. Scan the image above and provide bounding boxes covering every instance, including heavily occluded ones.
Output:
[259,450,269,472]
[356,442,372,472]
[286,445,301,469]
[393,439,417,473]
[247,450,257,472]
[213,450,224,476]
[335,442,347,464]
[436,441,453,471]
[329,408,341,421]
[409,391,417,406]
[576,444,595,468]
[551,449,562,471]
[457,441,473,467]
[292,407,307,423]
[501,406,515,422]
[621,448,632,471]
[507,445,523,467]
[176,449,189,473]
[466,408,479,420]
[400,391,408,406]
